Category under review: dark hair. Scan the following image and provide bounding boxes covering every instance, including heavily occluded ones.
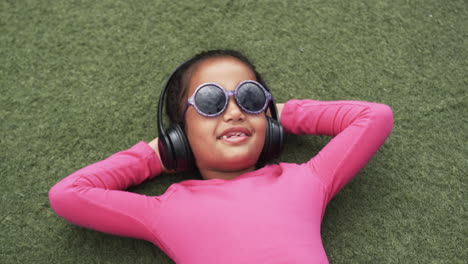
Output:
[165,49,269,124]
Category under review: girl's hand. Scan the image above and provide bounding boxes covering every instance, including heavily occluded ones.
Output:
[276,103,285,118]
[148,138,174,174]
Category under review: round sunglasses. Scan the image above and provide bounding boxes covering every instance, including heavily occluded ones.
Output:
[183,80,272,118]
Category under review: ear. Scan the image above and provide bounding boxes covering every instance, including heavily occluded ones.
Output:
[266,103,284,118]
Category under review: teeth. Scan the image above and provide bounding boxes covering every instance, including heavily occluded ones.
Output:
[221,132,247,139]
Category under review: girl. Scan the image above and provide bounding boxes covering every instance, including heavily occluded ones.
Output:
[49,49,393,263]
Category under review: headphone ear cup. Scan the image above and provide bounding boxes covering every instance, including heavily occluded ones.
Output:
[158,124,194,171]
[158,132,175,170]
[258,117,284,164]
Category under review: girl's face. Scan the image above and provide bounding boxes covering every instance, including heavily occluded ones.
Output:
[184,57,267,179]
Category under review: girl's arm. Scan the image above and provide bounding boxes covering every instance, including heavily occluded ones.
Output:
[281,100,393,202]
[49,141,164,244]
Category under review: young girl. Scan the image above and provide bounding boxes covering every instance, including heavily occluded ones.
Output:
[49,49,393,263]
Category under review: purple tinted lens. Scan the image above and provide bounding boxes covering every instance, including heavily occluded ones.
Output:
[194,85,226,115]
[237,83,266,112]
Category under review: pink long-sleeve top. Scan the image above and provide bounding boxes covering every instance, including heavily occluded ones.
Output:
[49,100,393,263]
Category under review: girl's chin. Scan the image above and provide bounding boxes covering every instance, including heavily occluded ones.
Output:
[210,154,258,171]
[224,159,258,170]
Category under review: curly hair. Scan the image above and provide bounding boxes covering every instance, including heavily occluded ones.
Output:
[164,49,269,125]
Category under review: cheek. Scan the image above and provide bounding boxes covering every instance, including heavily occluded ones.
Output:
[184,113,217,151]
[253,115,267,135]
[244,115,267,153]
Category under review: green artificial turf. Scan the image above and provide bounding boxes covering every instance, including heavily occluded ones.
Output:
[1,0,466,263]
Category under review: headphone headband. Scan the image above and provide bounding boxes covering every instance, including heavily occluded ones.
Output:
[157,61,188,141]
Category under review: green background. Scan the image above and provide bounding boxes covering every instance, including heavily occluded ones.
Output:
[1,0,466,263]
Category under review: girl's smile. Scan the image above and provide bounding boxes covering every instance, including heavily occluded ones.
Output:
[218,126,251,144]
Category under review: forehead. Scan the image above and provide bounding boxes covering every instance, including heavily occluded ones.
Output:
[188,57,256,93]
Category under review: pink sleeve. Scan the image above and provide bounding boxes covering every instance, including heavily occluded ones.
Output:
[281,100,394,202]
[49,141,164,243]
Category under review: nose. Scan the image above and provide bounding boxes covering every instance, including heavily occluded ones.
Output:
[223,96,245,122]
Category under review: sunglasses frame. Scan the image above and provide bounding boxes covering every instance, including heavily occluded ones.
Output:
[183,80,272,118]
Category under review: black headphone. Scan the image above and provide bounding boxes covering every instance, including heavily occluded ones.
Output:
[157,61,284,172]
